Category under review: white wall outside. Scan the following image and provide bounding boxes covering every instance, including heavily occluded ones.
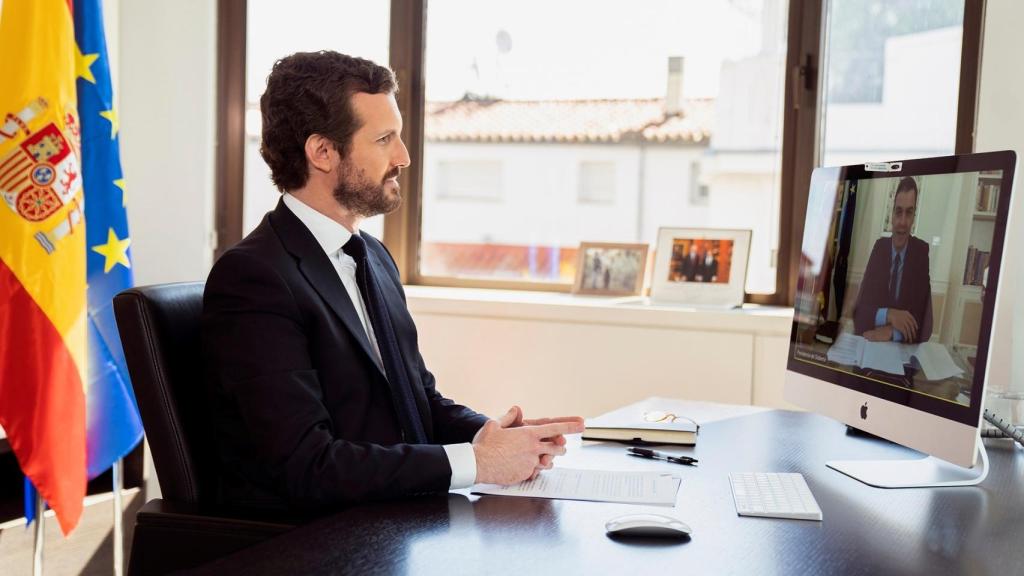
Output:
[975,0,1024,393]
[422,141,705,247]
[822,26,962,160]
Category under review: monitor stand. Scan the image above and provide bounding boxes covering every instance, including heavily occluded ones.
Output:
[826,438,989,488]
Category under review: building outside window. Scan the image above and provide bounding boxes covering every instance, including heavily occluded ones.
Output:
[236,0,974,300]
[820,0,965,166]
[435,160,503,201]
[578,161,617,205]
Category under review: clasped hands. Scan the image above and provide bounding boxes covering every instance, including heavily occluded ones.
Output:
[864,308,918,343]
[472,406,584,486]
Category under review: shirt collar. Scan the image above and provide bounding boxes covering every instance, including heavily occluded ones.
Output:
[891,238,908,261]
[282,193,355,256]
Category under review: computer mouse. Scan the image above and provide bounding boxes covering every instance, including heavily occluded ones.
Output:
[605,513,692,538]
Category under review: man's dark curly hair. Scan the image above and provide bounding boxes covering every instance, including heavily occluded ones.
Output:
[259,51,397,192]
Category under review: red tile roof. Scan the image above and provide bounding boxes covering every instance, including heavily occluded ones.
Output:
[426,98,713,144]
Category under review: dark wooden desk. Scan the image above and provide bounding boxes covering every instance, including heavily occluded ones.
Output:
[185,409,1024,576]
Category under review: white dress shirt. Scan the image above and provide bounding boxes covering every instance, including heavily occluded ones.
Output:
[282,193,477,489]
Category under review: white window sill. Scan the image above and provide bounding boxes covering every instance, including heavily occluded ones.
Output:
[404,285,793,336]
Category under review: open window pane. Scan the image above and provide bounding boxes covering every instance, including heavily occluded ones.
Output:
[820,0,965,167]
[243,0,390,239]
[421,0,789,293]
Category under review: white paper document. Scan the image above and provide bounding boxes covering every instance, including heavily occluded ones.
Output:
[828,333,910,375]
[898,343,916,365]
[861,341,906,374]
[913,341,964,380]
[826,333,864,366]
[470,468,681,506]
[825,332,963,380]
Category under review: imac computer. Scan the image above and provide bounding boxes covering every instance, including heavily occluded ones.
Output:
[784,151,1017,488]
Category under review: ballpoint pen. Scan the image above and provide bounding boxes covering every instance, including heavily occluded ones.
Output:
[627,447,698,466]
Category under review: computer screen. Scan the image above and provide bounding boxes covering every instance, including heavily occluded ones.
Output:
[785,151,1016,473]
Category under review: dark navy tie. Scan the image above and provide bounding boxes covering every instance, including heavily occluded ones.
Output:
[343,234,428,444]
[889,252,902,302]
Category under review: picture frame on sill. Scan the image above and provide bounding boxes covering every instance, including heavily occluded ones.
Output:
[650,228,751,308]
[572,242,649,296]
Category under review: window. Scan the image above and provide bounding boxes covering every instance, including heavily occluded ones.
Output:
[689,160,710,207]
[242,0,390,239]
[819,0,966,166]
[218,0,983,304]
[578,162,617,204]
[418,0,790,292]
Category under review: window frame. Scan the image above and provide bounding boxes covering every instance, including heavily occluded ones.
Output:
[217,0,986,305]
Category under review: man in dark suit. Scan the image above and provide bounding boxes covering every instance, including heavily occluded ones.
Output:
[852,176,932,343]
[680,243,701,281]
[203,51,582,512]
[700,250,719,283]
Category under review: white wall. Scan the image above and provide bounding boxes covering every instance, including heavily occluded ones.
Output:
[975,0,1024,392]
[641,147,707,244]
[115,0,217,501]
[422,142,649,247]
[714,53,785,151]
[407,290,792,418]
[119,0,217,286]
[422,142,719,249]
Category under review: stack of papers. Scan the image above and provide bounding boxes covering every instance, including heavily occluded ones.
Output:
[824,332,863,366]
[826,333,904,374]
[471,468,681,506]
[825,333,963,380]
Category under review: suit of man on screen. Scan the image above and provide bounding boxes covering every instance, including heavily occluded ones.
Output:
[852,176,933,343]
[202,51,582,512]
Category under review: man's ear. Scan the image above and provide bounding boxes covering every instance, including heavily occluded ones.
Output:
[305,134,337,174]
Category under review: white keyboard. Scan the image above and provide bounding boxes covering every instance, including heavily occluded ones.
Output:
[729,472,823,521]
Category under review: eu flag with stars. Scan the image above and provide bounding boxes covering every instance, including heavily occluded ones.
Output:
[75,0,144,479]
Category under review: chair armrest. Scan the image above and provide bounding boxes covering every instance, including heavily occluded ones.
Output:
[129,498,298,575]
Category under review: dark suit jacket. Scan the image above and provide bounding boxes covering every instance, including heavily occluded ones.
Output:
[852,235,932,342]
[202,199,489,512]
[700,257,718,282]
[680,254,700,280]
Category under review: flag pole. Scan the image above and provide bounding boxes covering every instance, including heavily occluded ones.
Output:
[112,458,124,576]
[33,495,44,576]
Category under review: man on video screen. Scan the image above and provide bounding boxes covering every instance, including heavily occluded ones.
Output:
[853,176,932,343]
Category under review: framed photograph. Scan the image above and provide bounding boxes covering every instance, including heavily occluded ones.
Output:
[572,242,649,296]
[650,228,752,307]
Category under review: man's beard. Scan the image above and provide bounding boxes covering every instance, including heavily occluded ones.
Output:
[332,159,402,218]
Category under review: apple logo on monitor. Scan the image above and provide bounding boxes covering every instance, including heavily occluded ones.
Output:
[860,403,868,420]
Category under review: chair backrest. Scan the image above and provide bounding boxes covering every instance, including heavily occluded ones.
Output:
[114,282,216,504]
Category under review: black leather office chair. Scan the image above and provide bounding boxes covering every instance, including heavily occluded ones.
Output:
[114,283,296,575]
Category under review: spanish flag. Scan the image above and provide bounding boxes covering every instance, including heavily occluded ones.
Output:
[0,0,88,535]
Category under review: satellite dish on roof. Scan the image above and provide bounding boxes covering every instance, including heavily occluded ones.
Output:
[496,29,512,54]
